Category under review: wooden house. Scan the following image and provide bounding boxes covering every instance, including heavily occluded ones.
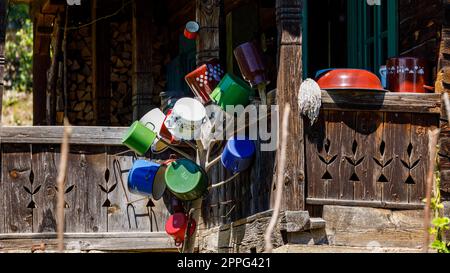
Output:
[0,0,449,252]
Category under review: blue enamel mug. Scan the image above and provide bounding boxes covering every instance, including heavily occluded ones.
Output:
[128,160,162,196]
[221,136,256,174]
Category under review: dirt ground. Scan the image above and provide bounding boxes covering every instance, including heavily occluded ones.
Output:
[1,90,33,126]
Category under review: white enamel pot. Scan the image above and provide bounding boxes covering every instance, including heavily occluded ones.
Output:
[164,98,207,140]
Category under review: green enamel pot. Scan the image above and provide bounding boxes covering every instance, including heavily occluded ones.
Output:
[122,121,157,156]
[210,73,254,110]
[164,159,208,201]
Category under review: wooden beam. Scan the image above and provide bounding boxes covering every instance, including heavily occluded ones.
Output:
[306,198,425,210]
[321,91,441,114]
[0,126,128,145]
[132,0,155,120]
[33,19,52,125]
[196,0,221,65]
[0,232,176,252]
[274,0,304,211]
[92,0,111,125]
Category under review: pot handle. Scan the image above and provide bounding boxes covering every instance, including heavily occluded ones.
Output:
[144,121,156,132]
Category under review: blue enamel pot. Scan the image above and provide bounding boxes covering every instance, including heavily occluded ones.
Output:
[128,160,163,196]
[221,136,256,174]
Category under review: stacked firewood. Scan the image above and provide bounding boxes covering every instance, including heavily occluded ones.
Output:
[110,21,133,126]
[66,26,95,125]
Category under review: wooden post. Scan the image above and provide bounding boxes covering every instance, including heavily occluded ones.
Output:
[92,0,112,125]
[0,0,6,125]
[132,0,155,120]
[196,0,221,65]
[274,0,304,211]
[33,14,52,125]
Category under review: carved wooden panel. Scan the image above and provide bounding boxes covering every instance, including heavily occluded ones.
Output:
[305,110,439,209]
[0,144,169,234]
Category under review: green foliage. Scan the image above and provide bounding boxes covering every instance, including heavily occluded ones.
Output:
[425,149,450,253]
[4,4,33,93]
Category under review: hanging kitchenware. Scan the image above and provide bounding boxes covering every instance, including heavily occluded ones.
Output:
[234,41,269,88]
[164,158,208,201]
[316,69,386,91]
[234,41,269,103]
[386,57,430,93]
[128,160,164,197]
[164,98,207,141]
[122,121,157,156]
[221,136,256,174]
[185,59,224,104]
[165,212,197,246]
[184,21,200,40]
[140,108,169,153]
[210,73,254,111]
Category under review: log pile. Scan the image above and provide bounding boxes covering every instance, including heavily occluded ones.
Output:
[110,21,133,126]
[66,26,95,125]
[151,23,170,108]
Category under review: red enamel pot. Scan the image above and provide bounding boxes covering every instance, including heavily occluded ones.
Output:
[184,21,200,40]
[185,59,225,104]
[165,213,196,246]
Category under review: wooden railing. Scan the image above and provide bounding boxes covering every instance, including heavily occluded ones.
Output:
[305,91,441,209]
[0,126,175,251]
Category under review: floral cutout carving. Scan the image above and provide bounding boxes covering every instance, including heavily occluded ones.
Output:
[24,170,41,209]
[54,184,75,208]
[373,140,394,183]
[99,168,117,207]
[345,140,364,182]
[401,143,421,185]
[318,138,338,181]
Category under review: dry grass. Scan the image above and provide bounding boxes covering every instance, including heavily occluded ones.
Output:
[1,90,33,126]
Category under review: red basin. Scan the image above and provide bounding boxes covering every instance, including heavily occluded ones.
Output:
[317,69,385,91]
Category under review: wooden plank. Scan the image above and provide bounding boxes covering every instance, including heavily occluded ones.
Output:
[339,111,357,201]
[2,144,33,233]
[382,113,411,204]
[321,91,441,114]
[409,114,438,204]
[60,145,107,233]
[106,147,168,232]
[0,126,128,145]
[306,198,424,210]
[325,111,342,200]
[32,145,58,233]
[354,112,384,202]
[274,0,304,211]
[304,111,327,200]
[0,232,176,252]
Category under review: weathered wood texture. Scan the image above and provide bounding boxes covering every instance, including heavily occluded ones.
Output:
[438,1,450,201]
[274,0,304,211]
[321,91,441,114]
[196,0,221,65]
[305,109,439,209]
[0,126,127,145]
[0,232,175,252]
[0,144,169,234]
